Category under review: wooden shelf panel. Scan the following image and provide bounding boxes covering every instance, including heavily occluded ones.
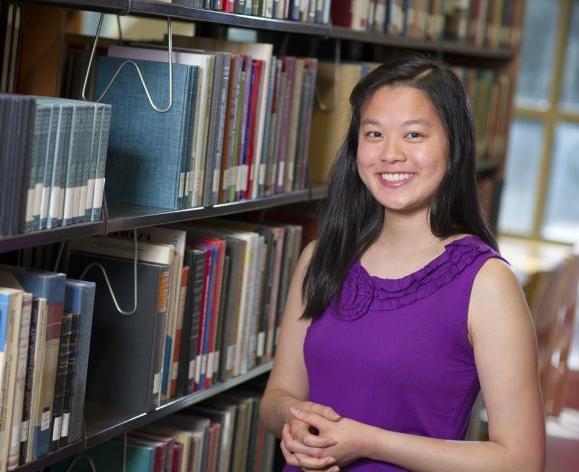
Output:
[15,362,273,471]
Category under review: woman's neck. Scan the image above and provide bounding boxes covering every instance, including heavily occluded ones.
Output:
[377,208,442,254]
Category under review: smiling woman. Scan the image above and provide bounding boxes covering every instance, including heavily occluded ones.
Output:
[356,85,448,214]
[260,55,545,472]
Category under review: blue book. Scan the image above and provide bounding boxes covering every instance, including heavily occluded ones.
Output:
[62,279,96,445]
[95,57,196,210]
[0,265,65,459]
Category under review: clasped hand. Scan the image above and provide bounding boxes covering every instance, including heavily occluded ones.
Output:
[280,402,370,471]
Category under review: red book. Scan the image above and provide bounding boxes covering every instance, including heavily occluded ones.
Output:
[331,0,353,27]
[244,59,263,200]
[171,441,183,472]
[192,245,211,391]
[170,265,190,398]
[223,0,234,13]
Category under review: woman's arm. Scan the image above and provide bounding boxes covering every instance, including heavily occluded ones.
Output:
[292,257,546,472]
[260,241,341,469]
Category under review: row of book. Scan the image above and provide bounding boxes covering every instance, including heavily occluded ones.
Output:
[153,0,331,24]
[309,60,512,183]
[73,37,318,211]
[453,66,512,164]
[62,218,303,420]
[331,0,522,48]
[0,95,112,237]
[0,266,96,472]
[51,389,275,472]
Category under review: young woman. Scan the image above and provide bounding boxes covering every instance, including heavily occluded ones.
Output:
[260,55,545,472]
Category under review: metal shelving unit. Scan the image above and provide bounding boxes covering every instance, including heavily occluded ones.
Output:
[105,187,317,232]
[0,221,105,254]
[15,363,273,472]
[0,186,327,252]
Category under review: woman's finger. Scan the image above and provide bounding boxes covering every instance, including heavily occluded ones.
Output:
[283,423,334,458]
[290,419,337,448]
[280,438,301,467]
[306,403,341,421]
[303,467,340,472]
[290,407,328,431]
[293,452,338,470]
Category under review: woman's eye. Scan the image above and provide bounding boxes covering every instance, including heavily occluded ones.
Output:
[406,131,422,139]
[365,131,382,138]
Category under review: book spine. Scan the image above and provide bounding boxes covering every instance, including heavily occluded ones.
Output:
[18,298,39,465]
[150,267,170,410]
[34,287,65,459]
[7,293,32,471]
[211,54,231,206]
[0,290,23,471]
[39,105,58,230]
[58,312,79,447]
[49,312,72,452]
[92,106,111,222]
[187,251,206,394]
[170,266,189,398]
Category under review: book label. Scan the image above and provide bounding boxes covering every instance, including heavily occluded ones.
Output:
[94,178,105,209]
[41,411,51,431]
[259,164,266,186]
[172,361,179,380]
[227,345,235,371]
[277,162,285,188]
[207,352,214,380]
[20,420,29,442]
[179,173,185,198]
[153,373,161,395]
[257,332,265,357]
[188,359,196,380]
[61,413,70,439]
[26,188,35,222]
[213,170,220,193]
[194,359,201,385]
[52,417,62,441]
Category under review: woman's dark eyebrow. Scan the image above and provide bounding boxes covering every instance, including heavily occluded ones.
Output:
[360,118,381,126]
[403,119,433,127]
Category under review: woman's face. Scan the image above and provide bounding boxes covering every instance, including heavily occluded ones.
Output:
[356,85,449,215]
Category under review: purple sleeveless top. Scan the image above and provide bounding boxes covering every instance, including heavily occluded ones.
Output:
[283,235,509,471]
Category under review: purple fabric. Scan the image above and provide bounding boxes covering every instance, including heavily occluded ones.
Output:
[283,235,509,471]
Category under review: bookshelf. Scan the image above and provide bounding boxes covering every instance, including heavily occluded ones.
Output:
[0,1,526,471]
[15,362,273,472]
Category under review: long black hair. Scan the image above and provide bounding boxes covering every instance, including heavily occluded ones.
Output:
[302,54,498,320]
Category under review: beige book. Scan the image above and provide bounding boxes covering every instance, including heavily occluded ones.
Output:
[308,62,378,184]
[7,292,32,471]
[26,298,47,463]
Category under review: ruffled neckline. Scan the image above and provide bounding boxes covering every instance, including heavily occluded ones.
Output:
[333,235,495,321]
